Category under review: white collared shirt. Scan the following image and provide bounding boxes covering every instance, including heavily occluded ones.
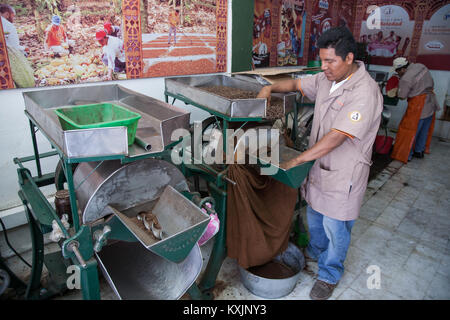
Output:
[329,77,350,94]
[1,16,25,52]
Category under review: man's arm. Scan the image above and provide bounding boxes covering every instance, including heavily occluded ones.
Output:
[280,130,348,169]
[256,79,299,105]
[397,78,411,100]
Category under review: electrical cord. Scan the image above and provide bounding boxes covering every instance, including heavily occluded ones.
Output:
[0,218,32,268]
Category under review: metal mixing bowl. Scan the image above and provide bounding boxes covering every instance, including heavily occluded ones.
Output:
[239,242,306,299]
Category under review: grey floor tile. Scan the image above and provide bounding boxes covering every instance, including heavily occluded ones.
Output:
[383,269,431,300]
[420,231,448,253]
[354,225,394,255]
[349,270,397,300]
[389,199,412,212]
[364,196,392,213]
[424,181,447,193]
[423,273,450,300]
[396,217,426,240]
[367,250,408,279]
[344,246,373,275]
[422,223,450,247]
[385,233,418,258]
[378,180,404,195]
[403,252,440,283]
[413,193,441,212]
[388,160,404,169]
[359,204,384,222]
[350,218,372,242]
[337,287,365,300]
[394,187,420,203]
[285,272,315,300]
[374,206,408,229]
[414,243,447,261]
[435,258,450,280]
[329,270,359,299]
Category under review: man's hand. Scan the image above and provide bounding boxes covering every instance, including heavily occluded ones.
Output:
[257,85,272,106]
[280,157,301,170]
[279,130,349,170]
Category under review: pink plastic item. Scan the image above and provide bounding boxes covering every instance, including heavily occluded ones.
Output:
[198,211,220,246]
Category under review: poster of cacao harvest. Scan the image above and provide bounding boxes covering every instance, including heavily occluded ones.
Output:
[0,0,227,89]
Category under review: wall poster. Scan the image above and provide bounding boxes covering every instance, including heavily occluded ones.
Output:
[308,0,333,62]
[359,4,414,66]
[0,0,228,90]
[253,0,273,68]
[277,0,306,66]
[416,3,450,71]
[252,0,307,68]
[337,0,355,31]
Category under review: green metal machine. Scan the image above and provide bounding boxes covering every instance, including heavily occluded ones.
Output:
[9,73,316,300]
[10,84,218,300]
[163,74,316,298]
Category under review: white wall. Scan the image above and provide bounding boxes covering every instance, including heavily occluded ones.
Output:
[0,0,233,229]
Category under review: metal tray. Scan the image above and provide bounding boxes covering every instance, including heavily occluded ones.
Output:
[165,74,296,119]
[96,241,202,300]
[23,84,190,160]
[110,185,210,263]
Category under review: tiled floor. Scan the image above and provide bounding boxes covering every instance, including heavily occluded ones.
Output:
[1,137,449,300]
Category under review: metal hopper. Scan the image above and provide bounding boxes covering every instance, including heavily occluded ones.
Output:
[249,144,315,189]
[22,84,190,159]
[164,74,296,119]
[73,158,210,263]
[96,241,203,300]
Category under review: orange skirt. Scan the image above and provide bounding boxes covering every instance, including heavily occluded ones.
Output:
[391,94,435,163]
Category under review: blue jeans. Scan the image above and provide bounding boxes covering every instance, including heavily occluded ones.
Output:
[168,26,177,44]
[305,205,355,285]
[408,115,433,160]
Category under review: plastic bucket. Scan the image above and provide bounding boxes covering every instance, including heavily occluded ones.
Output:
[306,60,322,74]
[375,135,393,154]
[54,103,141,145]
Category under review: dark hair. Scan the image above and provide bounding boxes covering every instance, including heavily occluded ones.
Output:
[317,26,357,62]
[0,4,14,14]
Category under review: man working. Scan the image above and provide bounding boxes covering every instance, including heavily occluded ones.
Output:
[257,26,383,300]
[96,30,126,81]
[44,15,72,57]
[0,4,27,55]
[0,4,34,88]
[390,57,440,162]
[168,8,180,46]
[104,21,121,39]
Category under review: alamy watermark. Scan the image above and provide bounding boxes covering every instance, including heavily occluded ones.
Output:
[366,265,381,289]
[366,5,381,30]
[170,123,281,175]
[66,265,81,290]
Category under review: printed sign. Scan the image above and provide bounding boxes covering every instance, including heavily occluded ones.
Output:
[359,5,414,65]
[417,4,450,70]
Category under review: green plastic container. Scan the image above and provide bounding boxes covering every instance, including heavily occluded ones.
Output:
[383,94,399,106]
[306,60,322,74]
[54,103,141,145]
